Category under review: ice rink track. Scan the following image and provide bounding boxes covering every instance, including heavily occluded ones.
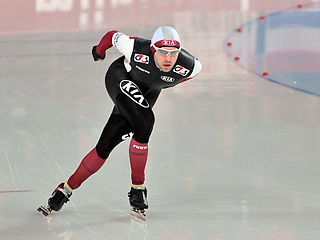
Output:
[1,0,320,240]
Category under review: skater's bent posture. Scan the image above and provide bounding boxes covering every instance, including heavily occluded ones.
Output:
[38,26,202,217]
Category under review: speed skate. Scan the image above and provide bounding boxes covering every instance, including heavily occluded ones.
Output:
[128,187,148,221]
[37,205,53,217]
[130,208,147,221]
[37,183,72,217]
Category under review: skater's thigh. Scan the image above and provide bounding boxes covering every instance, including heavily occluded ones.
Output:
[115,92,154,130]
[96,109,133,159]
[114,91,155,143]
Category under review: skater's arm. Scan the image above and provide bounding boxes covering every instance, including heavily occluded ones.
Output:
[145,89,161,108]
[168,58,202,88]
[92,30,118,61]
[95,30,118,56]
[92,30,135,61]
[190,58,202,78]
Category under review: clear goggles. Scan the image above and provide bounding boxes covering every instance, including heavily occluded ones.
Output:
[153,45,181,57]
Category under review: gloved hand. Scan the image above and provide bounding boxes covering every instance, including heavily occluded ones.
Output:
[92,46,106,61]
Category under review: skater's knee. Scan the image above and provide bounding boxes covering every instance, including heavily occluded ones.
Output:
[133,111,154,143]
[96,114,133,159]
[95,144,112,159]
[137,110,154,131]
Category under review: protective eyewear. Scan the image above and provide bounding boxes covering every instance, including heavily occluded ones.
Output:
[153,45,181,57]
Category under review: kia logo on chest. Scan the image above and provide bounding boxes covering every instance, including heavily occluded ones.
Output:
[120,80,149,108]
[160,76,175,82]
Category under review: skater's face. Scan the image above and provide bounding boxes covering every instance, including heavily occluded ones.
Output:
[153,46,179,72]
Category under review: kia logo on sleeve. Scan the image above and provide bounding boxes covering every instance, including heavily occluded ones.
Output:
[160,76,175,82]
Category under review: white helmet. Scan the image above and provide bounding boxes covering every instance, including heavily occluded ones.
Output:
[151,26,181,49]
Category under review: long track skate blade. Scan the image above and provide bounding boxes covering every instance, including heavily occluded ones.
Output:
[37,206,52,217]
[130,209,146,221]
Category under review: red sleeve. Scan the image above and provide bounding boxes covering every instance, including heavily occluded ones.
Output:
[96,30,118,56]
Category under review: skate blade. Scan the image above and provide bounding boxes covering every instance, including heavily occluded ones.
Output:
[37,205,52,217]
[130,209,146,221]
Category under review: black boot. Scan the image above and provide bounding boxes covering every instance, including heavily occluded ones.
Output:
[48,183,72,211]
[128,187,148,210]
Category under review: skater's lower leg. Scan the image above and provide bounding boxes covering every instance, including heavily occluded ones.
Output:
[67,148,106,190]
[128,137,149,210]
[129,138,148,186]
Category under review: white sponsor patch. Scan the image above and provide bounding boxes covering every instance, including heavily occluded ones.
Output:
[173,65,190,76]
[133,144,148,150]
[160,76,175,82]
[120,80,149,108]
[134,54,149,64]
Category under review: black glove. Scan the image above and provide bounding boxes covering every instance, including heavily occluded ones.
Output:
[92,46,106,61]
